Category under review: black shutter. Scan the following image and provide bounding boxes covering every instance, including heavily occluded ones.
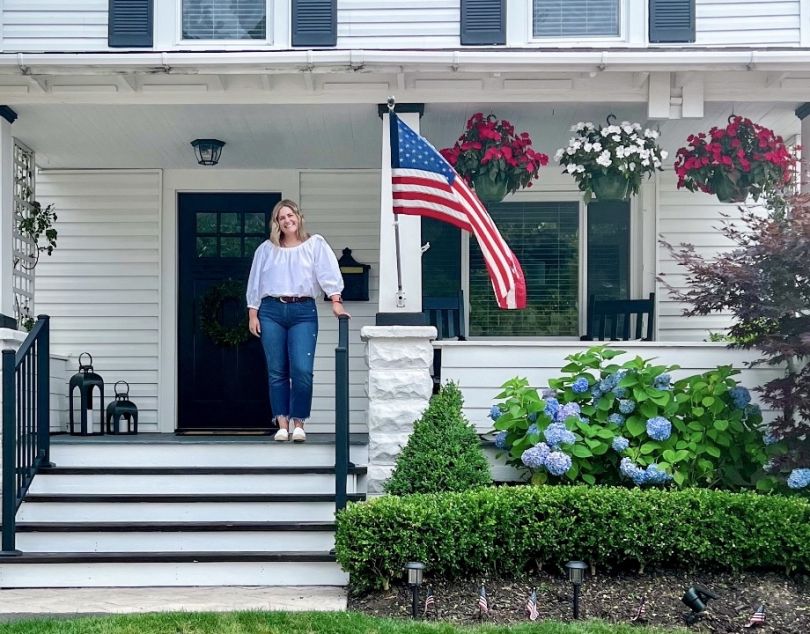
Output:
[292,0,337,47]
[649,0,695,43]
[108,0,153,47]
[461,0,506,45]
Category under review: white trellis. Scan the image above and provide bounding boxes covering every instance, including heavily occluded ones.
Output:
[12,140,36,329]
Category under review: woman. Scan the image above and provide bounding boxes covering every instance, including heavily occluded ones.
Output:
[247,199,349,442]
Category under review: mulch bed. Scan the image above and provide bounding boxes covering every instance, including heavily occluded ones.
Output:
[349,571,809,633]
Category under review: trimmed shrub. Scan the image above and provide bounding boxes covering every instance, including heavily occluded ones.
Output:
[335,485,810,592]
[385,381,490,495]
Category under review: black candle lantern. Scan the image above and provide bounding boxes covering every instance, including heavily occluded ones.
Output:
[105,380,139,435]
[68,352,105,436]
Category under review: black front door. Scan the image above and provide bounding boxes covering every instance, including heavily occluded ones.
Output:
[177,193,281,432]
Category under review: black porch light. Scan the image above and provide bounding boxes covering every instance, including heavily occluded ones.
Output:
[191,138,225,166]
[565,560,588,619]
[404,561,424,619]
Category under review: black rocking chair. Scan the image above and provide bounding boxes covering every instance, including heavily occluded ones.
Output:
[582,293,656,341]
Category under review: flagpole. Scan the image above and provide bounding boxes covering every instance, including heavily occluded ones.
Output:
[387,96,405,306]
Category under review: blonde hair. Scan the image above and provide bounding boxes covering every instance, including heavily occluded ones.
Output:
[269,199,310,246]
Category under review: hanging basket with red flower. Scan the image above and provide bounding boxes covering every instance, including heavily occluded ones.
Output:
[440,113,549,205]
[674,115,795,204]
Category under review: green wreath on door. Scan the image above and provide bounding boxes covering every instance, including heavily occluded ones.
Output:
[199,280,250,347]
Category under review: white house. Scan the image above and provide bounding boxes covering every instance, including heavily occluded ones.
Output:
[0,0,805,588]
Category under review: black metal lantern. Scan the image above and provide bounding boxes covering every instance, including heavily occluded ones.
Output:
[68,352,105,436]
[337,248,370,301]
[191,139,225,166]
[404,562,424,619]
[565,560,588,619]
[105,380,139,435]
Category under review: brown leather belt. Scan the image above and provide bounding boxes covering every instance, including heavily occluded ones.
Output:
[272,296,313,304]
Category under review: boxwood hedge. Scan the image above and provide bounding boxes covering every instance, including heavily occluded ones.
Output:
[334,485,809,592]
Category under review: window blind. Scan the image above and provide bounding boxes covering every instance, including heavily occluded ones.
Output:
[533,0,619,38]
[182,0,266,40]
[469,201,579,337]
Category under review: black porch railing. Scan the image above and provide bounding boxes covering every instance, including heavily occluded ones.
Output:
[334,314,352,511]
[1,315,51,555]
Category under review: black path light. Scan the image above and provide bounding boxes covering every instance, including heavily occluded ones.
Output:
[403,561,424,619]
[565,560,588,619]
[191,139,225,166]
[681,584,719,625]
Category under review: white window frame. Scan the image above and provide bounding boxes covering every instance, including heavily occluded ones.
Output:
[461,189,642,340]
[154,0,290,49]
[506,0,647,47]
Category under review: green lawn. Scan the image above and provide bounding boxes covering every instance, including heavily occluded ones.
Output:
[0,611,685,634]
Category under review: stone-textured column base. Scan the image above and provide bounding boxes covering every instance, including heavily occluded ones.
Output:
[361,326,436,495]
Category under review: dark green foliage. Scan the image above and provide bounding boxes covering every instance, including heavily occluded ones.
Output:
[384,382,490,495]
[335,485,810,593]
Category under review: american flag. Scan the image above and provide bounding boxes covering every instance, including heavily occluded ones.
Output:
[631,597,647,622]
[477,585,489,616]
[744,604,766,628]
[389,112,527,310]
[423,586,435,615]
[526,588,539,621]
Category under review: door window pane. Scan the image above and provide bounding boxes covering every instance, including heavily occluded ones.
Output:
[196,212,217,234]
[587,201,630,300]
[245,236,266,255]
[196,237,217,258]
[245,212,266,233]
[182,0,266,40]
[469,201,579,336]
[220,237,242,257]
[533,0,619,37]
[220,212,240,234]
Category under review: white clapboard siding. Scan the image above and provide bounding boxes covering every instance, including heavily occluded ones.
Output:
[337,0,460,48]
[696,0,801,46]
[1,1,110,52]
[35,170,162,431]
[300,170,380,434]
[50,354,68,431]
[655,174,753,342]
[439,341,783,434]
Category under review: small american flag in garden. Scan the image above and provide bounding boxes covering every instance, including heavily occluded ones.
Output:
[423,586,435,616]
[744,604,766,627]
[631,597,647,622]
[477,585,489,616]
[389,112,527,310]
[525,588,539,621]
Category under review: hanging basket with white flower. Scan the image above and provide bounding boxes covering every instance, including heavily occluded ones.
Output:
[555,115,668,202]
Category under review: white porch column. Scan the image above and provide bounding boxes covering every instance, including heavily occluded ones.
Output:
[378,105,424,314]
[798,104,810,193]
[361,325,435,495]
[0,107,17,317]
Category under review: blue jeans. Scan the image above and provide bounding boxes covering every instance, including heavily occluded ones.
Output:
[258,297,319,421]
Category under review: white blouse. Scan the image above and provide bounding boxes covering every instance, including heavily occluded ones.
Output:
[246,234,344,309]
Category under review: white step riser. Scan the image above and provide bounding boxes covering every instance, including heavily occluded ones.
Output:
[49,444,368,468]
[0,561,348,587]
[16,531,335,553]
[30,474,358,495]
[18,502,337,523]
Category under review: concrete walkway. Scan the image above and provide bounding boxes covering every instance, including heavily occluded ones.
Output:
[0,586,347,620]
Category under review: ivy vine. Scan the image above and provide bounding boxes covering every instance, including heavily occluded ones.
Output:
[17,199,58,271]
[200,280,250,347]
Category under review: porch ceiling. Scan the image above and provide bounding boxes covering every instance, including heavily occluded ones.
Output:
[11,101,801,170]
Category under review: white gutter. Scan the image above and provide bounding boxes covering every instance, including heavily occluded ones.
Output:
[1,49,810,75]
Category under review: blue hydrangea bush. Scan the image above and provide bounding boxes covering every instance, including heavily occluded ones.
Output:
[491,345,777,490]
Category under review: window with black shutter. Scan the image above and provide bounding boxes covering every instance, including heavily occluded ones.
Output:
[182,0,266,40]
[292,0,336,47]
[460,0,506,45]
[108,0,154,47]
[649,0,695,43]
[532,0,619,38]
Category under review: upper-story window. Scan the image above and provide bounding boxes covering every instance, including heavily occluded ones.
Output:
[532,0,620,38]
[182,0,266,40]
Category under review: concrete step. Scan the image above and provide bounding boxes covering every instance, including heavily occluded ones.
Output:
[31,467,365,495]
[14,521,336,553]
[0,552,348,587]
[18,494,364,523]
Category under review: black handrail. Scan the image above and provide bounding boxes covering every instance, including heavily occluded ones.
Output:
[1,314,51,555]
[334,314,351,511]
